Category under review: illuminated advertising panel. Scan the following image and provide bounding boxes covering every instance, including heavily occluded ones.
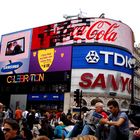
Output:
[71,69,131,96]
[0,29,32,75]
[0,58,30,75]
[27,93,64,101]
[29,46,72,73]
[31,18,134,52]
[0,29,32,61]
[72,46,132,74]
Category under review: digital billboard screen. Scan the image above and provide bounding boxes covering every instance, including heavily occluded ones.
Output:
[29,46,72,73]
[72,45,132,74]
[5,37,25,56]
[31,18,134,52]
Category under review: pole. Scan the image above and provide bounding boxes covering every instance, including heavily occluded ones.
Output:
[79,90,82,120]
[131,68,134,104]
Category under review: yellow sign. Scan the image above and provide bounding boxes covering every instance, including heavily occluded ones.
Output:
[38,49,54,72]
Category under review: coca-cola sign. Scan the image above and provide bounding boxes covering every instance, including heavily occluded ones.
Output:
[31,18,134,52]
[68,20,119,41]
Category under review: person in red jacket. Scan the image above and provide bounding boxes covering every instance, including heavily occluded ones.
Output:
[15,106,22,123]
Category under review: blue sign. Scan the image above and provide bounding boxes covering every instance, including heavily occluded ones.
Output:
[1,61,23,73]
[27,93,64,101]
[72,46,132,74]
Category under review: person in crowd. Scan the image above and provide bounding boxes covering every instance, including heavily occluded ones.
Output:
[15,106,22,124]
[96,99,129,140]
[0,102,4,125]
[3,118,23,140]
[20,120,33,140]
[54,121,66,138]
[32,124,40,139]
[26,109,36,130]
[32,135,49,140]
[66,102,108,138]
[62,113,75,126]
[80,102,108,136]
[67,109,72,116]
[39,117,54,140]
[0,102,5,140]
[50,112,58,129]
[22,109,29,121]
[132,128,140,140]
[66,107,90,138]
[72,135,97,140]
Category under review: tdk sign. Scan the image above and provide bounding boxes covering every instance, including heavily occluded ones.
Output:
[86,51,100,63]
[72,46,132,74]
[86,50,131,68]
[1,62,23,73]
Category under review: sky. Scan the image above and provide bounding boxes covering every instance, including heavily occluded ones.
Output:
[0,0,140,45]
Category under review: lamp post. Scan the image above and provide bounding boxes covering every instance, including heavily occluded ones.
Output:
[128,56,140,128]
[129,57,137,104]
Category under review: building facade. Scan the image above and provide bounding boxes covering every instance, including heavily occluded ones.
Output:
[0,17,135,113]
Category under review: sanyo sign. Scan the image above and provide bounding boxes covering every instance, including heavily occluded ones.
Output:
[72,46,132,74]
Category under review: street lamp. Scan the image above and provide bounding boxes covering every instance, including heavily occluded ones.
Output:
[128,56,140,127]
[129,57,136,104]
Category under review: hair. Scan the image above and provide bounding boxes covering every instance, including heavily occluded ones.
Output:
[33,136,49,140]
[4,119,20,132]
[72,135,97,140]
[95,102,104,108]
[0,102,3,107]
[107,99,119,108]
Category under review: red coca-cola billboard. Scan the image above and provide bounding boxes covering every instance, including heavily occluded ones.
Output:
[31,18,134,53]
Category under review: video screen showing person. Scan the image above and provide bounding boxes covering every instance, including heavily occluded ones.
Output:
[5,37,25,56]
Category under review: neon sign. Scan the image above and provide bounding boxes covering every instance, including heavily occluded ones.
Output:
[7,73,44,83]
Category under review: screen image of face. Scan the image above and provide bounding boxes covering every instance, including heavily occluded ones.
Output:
[5,37,25,56]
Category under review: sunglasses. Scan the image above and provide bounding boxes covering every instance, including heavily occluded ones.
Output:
[3,128,11,132]
[109,106,114,110]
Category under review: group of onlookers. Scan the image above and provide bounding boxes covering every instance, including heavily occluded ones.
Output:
[0,100,140,140]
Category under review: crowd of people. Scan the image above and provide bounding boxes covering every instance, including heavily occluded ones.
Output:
[0,100,140,140]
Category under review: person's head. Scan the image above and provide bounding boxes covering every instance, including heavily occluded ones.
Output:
[13,41,17,46]
[107,99,119,115]
[20,127,33,140]
[95,102,104,113]
[3,119,20,140]
[58,121,64,126]
[33,135,49,140]
[0,102,3,112]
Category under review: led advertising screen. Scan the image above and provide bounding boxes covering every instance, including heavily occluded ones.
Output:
[29,46,72,73]
[31,24,55,50]
[72,45,132,74]
[0,29,32,61]
[31,18,134,52]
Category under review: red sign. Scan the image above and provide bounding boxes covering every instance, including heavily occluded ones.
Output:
[31,18,133,52]
[79,72,131,93]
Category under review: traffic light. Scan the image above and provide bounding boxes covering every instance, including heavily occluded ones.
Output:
[74,89,80,106]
